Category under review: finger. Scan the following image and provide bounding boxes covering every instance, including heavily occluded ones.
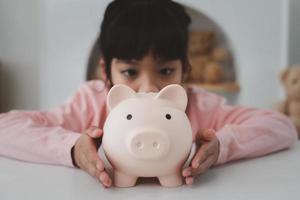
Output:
[191,146,208,169]
[197,129,216,141]
[79,146,104,178]
[204,139,218,155]
[82,158,106,182]
[84,146,105,172]
[185,176,194,185]
[85,126,97,136]
[99,171,112,187]
[182,167,192,177]
[191,155,216,176]
[82,132,103,150]
[80,152,109,186]
[192,142,218,169]
[85,127,103,139]
[195,130,213,147]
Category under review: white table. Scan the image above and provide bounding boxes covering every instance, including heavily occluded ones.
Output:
[1,142,300,200]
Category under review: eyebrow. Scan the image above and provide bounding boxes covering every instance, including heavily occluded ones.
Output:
[116,58,177,66]
[156,58,175,64]
[116,59,139,65]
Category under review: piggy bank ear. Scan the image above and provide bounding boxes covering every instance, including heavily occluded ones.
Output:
[155,84,188,111]
[107,84,136,110]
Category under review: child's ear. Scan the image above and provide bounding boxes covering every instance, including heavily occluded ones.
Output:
[155,84,188,111]
[280,68,290,84]
[107,84,136,111]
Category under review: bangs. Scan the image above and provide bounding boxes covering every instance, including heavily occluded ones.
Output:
[100,0,190,65]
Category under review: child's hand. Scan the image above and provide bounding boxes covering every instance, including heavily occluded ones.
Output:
[73,127,112,188]
[182,129,220,185]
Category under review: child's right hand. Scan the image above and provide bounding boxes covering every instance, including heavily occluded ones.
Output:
[72,127,112,188]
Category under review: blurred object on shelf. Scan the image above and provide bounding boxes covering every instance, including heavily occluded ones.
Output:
[186,31,239,93]
[185,82,240,93]
[276,65,300,138]
[203,61,224,83]
[188,31,215,55]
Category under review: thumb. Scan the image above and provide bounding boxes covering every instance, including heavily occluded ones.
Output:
[198,129,216,141]
[86,126,103,139]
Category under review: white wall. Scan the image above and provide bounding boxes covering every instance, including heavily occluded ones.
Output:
[0,0,293,111]
[289,0,300,64]
[179,0,289,108]
[40,0,109,109]
[0,0,43,111]
[0,0,110,111]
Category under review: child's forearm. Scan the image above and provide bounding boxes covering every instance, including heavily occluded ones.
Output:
[0,111,81,166]
[0,81,107,166]
[214,110,298,165]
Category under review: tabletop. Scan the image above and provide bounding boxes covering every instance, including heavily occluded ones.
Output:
[1,142,299,200]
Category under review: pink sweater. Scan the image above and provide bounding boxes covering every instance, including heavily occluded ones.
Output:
[0,81,297,167]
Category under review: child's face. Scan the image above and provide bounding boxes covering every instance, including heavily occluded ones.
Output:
[110,53,183,93]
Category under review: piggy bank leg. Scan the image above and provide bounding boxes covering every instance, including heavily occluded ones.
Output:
[158,173,183,187]
[114,171,137,187]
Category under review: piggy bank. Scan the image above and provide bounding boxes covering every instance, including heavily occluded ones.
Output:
[100,84,194,187]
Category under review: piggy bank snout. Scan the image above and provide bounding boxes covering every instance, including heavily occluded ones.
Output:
[127,130,170,160]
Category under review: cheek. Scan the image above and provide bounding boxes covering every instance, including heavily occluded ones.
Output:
[110,66,119,83]
[110,67,128,85]
[167,68,183,83]
[111,73,139,91]
[157,76,182,91]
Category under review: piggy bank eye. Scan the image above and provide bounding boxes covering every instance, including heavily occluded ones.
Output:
[165,114,171,120]
[127,114,132,120]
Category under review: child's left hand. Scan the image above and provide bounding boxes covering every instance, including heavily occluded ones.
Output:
[182,129,220,185]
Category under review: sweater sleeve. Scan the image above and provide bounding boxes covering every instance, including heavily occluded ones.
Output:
[190,88,298,165]
[0,81,107,167]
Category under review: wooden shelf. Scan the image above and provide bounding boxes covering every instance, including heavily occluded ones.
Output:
[184,82,240,93]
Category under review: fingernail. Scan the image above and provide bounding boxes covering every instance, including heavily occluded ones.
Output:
[186,177,194,185]
[99,174,106,182]
[93,130,98,137]
[105,179,112,187]
[183,169,191,176]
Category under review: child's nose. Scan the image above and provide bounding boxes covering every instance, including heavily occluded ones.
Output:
[138,84,159,93]
[138,77,159,93]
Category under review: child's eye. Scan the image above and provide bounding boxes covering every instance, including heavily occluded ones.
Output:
[159,68,174,76]
[121,69,138,77]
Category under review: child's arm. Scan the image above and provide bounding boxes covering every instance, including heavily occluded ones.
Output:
[0,81,107,167]
[192,90,298,165]
[183,89,298,184]
[214,105,298,164]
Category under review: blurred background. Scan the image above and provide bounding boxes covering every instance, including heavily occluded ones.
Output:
[0,0,300,112]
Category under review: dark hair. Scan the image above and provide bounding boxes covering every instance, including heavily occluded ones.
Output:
[86,40,101,80]
[92,0,191,82]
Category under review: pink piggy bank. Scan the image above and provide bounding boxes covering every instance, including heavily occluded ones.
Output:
[100,84,194,187]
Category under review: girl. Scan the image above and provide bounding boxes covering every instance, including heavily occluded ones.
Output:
[0,0,297,188]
